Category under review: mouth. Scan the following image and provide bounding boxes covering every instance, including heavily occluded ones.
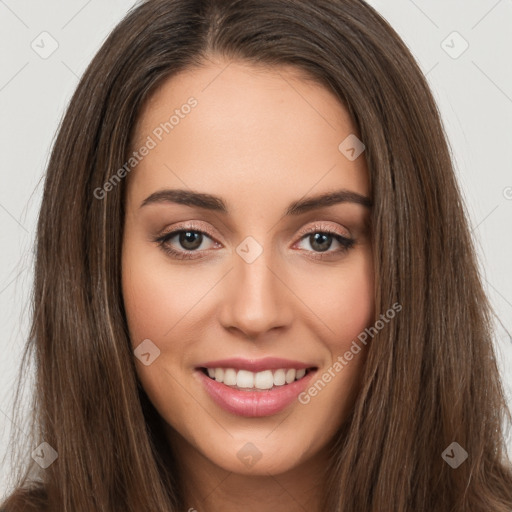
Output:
[198,366,317,392]
[194,358,319,417]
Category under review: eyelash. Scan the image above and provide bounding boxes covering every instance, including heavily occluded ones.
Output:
[154,222,355,261]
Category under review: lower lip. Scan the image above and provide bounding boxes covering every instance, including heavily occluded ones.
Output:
[195,369,316,417]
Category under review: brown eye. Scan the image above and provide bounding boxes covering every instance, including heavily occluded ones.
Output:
[309,233,333,252]
[176,231,204,251]
[154,225,220,261]
[296,230,355,255]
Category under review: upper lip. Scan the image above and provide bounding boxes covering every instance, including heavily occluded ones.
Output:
[196,357,317,373]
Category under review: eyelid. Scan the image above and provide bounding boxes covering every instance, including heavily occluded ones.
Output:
[157,220,220,243]
[294,221,351,241]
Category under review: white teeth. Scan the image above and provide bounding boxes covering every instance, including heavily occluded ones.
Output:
[285,369,296,384]
[205,367,310,389]
[223,368,237,386]
[254,370,274,389]
[296,368,306,379]
[236,370,254,388]
[273,369,286,386]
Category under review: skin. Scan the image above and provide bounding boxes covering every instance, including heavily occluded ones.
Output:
[122,58,375,512]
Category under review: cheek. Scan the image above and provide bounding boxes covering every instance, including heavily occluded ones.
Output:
[302,252,374,420]
[121,245,205,433]
[123,266,184,342]
[294,249,375,351]
[327,263,374,342]
[122,240,210,345]
[121,239,194,397]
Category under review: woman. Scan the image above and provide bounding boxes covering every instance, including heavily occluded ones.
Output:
[2,0,511,510]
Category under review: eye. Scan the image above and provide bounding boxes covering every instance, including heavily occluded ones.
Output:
[295,229,355,258]
[154,223,220,260]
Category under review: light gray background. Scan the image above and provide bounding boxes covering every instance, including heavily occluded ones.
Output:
[1,0,511,498]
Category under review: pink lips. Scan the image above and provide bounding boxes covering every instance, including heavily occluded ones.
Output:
[194,357,317,417]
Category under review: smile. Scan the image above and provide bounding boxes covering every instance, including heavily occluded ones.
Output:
[194,357,318,417]
[201,367,312,390]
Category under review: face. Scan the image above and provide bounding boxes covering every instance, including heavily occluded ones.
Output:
[122,59,374,476]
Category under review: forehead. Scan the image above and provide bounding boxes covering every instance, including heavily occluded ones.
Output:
[127,59,369,210]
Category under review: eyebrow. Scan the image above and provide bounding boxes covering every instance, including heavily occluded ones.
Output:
[140,188,372,215]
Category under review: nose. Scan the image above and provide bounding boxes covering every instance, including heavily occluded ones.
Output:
[218,245,293,339]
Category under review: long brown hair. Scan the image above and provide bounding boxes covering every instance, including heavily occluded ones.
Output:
[2,0,511,510]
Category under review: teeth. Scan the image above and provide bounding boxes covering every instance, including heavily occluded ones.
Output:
[273,369,286,386]
[236,370,254,388]
[285,369,296,383]
[254,370,273,389]
[223,368,237,386]
[205,367,310,389]
[214,368,224,382]
[296,368,306,379]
